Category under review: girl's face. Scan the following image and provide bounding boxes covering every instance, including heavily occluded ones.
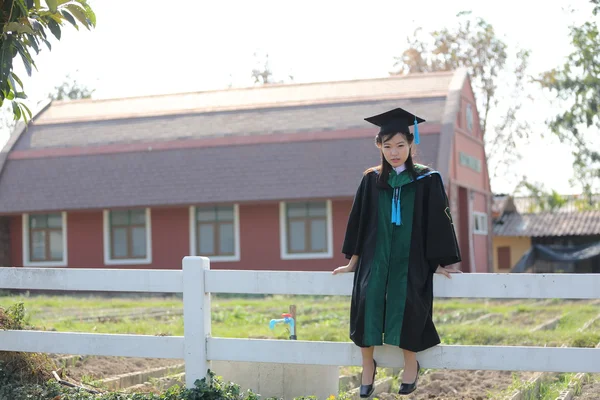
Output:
[379,133,411,168]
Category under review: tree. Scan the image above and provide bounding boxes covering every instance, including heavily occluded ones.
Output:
[49,71,94,100]
[0,0,96,122]
[514,179,567,212]
[251,51,294,85]
[537,0,600,204]
[392,12,533,190]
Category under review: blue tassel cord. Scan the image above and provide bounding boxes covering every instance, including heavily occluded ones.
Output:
[414,117,420,144]
[391,187,403,226]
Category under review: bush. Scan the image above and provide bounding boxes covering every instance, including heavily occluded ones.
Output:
[0,303,58,385]
[0,368,321,400]
[0,368,263,400]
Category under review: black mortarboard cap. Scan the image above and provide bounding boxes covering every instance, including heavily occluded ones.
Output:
[364,107,425,144]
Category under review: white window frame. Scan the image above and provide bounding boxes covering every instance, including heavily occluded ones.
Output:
[103,208,152,265]
[189,204,241,262]
[22,212,68,267]
[279,200,334,260]
[473,211,488,235]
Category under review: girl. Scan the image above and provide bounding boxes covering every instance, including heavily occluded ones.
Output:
[333,107,462,397]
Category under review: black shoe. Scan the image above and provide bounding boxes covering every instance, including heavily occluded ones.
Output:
[398,361,420,395]
[359,359,377,398]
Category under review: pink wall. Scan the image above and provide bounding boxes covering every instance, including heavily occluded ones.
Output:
[451,80,491,193]
[8,201,353,272]
[63,207,191,270]
[446,78,492,273]
[10,216,22,266]
[66,211,105,268]
[214,200,351,271]
[473,193,489,273]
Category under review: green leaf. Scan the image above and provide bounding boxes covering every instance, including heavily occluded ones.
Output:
[47,18,62,40]
[65,4,89,29]
[35,0,41,9]
[74,0,96,26]
[13,41,34,76]
[15,0,29,15]
[8,74,16,92]
[48,12,64,25]
[45,0,58,12]
[0,38,15,82]
[29,19,43,32]
[20,102,32,124]
[25,33,40,54]
[11,72,24,89]
[15,92,27,99]
[6,91,15,100]
[60,10,78,29]
[21,106,30,124]
[12,101,22,121]
[21,102,32,118]
[3,22,35,35]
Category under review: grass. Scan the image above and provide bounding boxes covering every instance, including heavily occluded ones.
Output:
[2,294,599,348]
[538,373,579,399]
[2,294,598,399]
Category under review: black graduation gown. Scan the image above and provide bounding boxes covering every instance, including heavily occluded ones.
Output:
[342,167,461,352]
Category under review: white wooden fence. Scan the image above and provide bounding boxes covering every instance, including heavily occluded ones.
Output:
[1,256,599,389]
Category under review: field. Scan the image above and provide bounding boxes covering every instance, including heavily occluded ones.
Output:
[1,293,599,399]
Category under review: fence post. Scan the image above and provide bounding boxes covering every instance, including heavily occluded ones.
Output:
[183,256,212,389]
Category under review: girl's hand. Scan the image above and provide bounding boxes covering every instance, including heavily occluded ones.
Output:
[435,266,462,279]
[332,263,356,275]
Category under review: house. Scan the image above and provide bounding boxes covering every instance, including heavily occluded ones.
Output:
[492,194,600,273]
[0,69,492,272]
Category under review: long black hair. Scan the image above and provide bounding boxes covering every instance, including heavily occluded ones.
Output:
[366,131,418,184]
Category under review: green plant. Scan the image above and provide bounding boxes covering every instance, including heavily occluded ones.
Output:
[0,301,28,329]
[0,0,96,122]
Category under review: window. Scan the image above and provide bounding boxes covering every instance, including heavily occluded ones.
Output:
[473,212,488,235]
[459,152,482,173]
[103,208,152,265]
[280,200,333,260]
[22,212,67,266]
[466,103,474,132]
[497,246,512,270]
[189,205,240,262]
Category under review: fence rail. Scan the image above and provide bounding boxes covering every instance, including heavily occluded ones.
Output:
[1,256,599,389]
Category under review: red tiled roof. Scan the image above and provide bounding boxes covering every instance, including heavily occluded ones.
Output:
[34,71,457,126]
[493,211,600,237]
[0,134,442,213]
[0,70,468,213]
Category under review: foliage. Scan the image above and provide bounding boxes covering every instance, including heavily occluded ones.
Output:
[0,0,96,122]
[0,303,57,385]
[0,367,352,400]
[514,180,568,212]
[392,11,533,189]
[0,301,27,329]
[394,11,508,135]
[49,70,94,100]
[251,51,294,85]
[536,0,600,198]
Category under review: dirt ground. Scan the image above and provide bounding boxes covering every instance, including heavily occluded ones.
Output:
[576,374,600,399]
[55,355,535,399]
[377,369,534,400]
[53,355,183,382]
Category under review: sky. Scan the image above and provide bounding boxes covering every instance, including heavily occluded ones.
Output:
[0,0,596,195]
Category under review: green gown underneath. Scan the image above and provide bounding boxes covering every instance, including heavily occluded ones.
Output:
[363,168,416,346]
